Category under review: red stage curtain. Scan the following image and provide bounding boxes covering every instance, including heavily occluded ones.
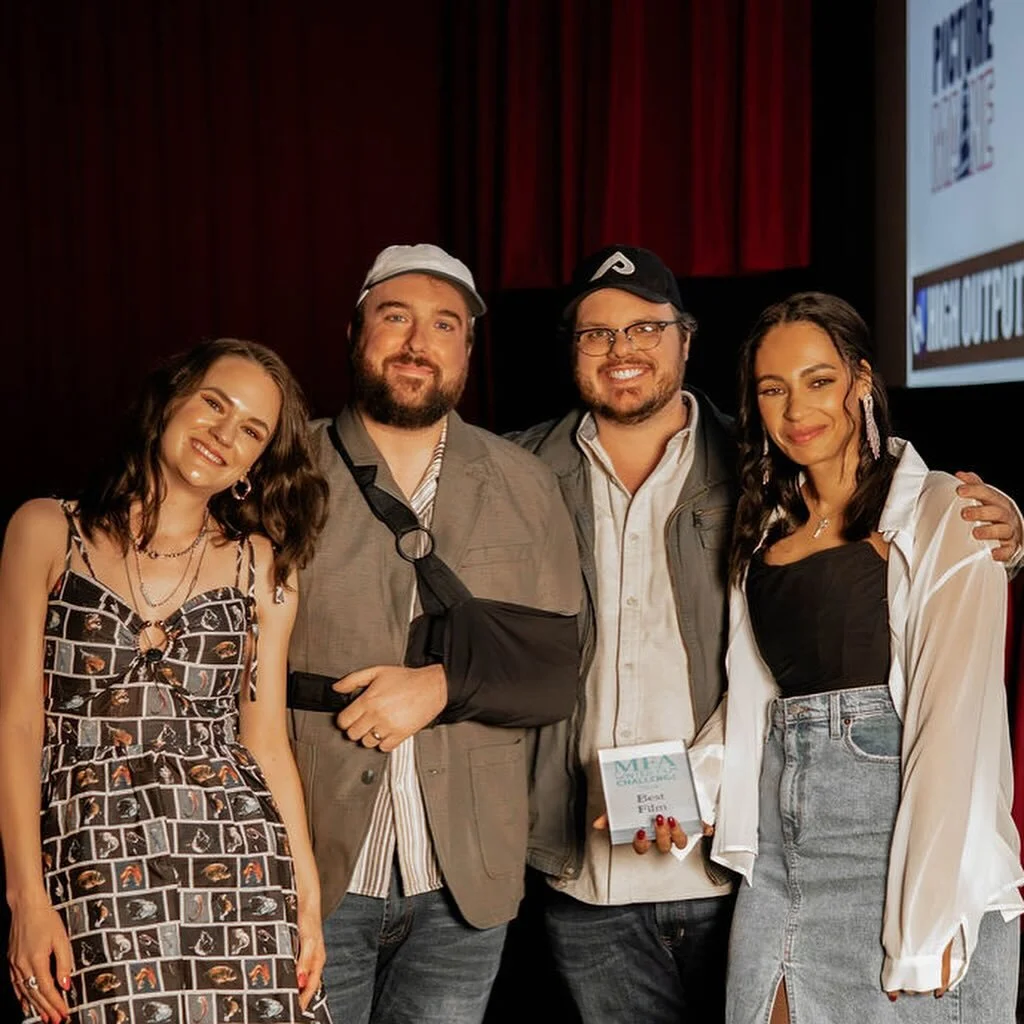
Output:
[446,0,811,292]
[0,0,811,515]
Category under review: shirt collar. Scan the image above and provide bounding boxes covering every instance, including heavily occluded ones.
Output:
[576,390,698,477]
[877,437,929,537]
[410,418,448,504]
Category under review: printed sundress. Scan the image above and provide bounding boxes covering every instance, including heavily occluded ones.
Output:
[29,507,332,1024]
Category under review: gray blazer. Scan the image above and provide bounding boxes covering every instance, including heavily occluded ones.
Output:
[288,406,582,928]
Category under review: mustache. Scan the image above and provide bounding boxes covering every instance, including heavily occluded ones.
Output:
[385,353,440,373]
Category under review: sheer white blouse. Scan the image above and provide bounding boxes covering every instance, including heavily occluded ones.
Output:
[710,439,1024,993]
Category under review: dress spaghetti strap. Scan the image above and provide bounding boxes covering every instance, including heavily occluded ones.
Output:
[58,499,97,579]
[242,536,259,701]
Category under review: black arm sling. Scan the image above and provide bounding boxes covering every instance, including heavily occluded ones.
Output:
[286,421,579,727]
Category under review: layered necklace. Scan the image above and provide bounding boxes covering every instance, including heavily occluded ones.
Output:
[129,530,209,609]
[132,510,209,560]
[124,513,212,662]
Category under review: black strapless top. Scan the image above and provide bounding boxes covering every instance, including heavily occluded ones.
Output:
[746,541,891,697]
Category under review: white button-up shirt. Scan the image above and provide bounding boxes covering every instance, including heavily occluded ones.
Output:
[556,395,731,906]
[713,439,1024,992]
[348,424,448,898]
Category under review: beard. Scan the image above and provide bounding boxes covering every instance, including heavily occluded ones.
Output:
[575,355,685,426]
[352,347,468,429]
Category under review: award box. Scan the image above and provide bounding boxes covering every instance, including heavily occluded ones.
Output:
[598,739,702,845]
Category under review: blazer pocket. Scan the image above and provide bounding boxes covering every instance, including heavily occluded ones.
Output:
[469,740,528,879]
[461,543,531,567]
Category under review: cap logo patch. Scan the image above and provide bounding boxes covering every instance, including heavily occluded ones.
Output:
[590,251,636,281]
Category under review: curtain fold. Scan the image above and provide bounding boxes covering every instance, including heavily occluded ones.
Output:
[0,0,811,512]
[446,0,811,290]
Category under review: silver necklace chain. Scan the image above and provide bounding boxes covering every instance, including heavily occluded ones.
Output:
[131,530,209,609]
[804,489,837,540]
[132,510,210,560]
[124,533,209,663]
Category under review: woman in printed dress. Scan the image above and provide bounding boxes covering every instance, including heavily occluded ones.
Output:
[0,339,332,1023]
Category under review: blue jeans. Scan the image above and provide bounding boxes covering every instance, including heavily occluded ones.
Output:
[544,886,735,1023]
[322,865,508,1024]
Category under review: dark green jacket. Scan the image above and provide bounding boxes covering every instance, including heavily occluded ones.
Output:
[512,389,738,879]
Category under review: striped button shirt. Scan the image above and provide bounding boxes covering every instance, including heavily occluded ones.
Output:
[347,422,448,898]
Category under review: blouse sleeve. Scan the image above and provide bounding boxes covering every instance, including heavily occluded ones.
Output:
[688,694,726,826]
[882,475,1023,992]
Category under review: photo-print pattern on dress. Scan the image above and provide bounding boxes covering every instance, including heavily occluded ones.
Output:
[29,509,332,1024]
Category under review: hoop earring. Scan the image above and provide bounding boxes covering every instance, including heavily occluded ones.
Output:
[761,431,771,486]
[861,393,881,460]
[232,476,252,501]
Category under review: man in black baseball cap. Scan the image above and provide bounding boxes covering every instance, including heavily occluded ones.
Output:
[516,243,736,1023]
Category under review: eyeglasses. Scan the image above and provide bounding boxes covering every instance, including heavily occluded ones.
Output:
[573,319,685,356]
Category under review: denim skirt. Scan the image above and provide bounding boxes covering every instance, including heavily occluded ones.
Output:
[726,685,1019,1023]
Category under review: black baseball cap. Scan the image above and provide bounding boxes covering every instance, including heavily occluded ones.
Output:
[563,245,684,320]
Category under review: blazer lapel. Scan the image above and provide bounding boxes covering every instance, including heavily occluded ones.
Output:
[335,405,408,500]
[430,412,488,570]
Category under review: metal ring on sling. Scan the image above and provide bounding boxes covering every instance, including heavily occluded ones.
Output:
[395,525,435,562]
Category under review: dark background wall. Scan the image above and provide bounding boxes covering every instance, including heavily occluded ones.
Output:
[1,2,1021,1022]
[2,0,1018,519]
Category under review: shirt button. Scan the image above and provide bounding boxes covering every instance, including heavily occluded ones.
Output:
[629,533,640,543]
[619,729,632,741]
[626,596,638,608]
[361,769,376,784]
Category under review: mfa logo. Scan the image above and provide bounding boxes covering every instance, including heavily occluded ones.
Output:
[590,251,636,281]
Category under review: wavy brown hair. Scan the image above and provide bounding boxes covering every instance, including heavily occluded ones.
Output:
[729,293,897,585]
[77,338,328,588]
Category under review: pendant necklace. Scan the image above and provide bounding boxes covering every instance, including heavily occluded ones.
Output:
[805,493,833,539]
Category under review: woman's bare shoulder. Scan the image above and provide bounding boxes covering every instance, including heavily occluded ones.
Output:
[1,499,69,586]
[5,498,68,544]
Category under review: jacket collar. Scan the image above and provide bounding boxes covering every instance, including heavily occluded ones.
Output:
[536,387,735,498]
[335,405,486,482]
[333,404,488,566]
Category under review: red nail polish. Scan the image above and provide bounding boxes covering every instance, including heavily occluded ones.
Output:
[887,993,897,1003]
[298,971,308,988]
[636,828,646,841]
[60,976,71,991]
[667,816,677,828]
[655,814,665,827]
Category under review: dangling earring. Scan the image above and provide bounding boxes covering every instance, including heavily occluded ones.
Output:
[861,393,881,460]
[761,432,771,486]
[232,476,252,501]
